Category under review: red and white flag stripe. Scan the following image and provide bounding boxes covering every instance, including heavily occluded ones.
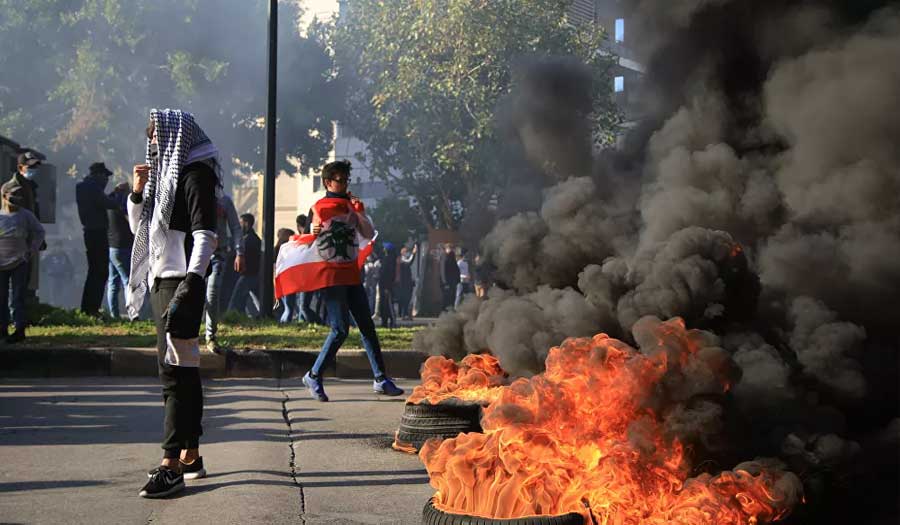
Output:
[274,198,376,298]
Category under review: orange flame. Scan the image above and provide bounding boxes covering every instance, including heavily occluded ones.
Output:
[421,318,801,524]
[407,353,509,405]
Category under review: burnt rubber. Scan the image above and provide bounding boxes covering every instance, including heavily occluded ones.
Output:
[396,402,483,451]
[422,498,584,525]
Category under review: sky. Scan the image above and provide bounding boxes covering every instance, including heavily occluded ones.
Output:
[299,0,339,28]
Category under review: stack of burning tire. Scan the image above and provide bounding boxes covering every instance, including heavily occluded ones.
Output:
[393,353,508,454]
[418,319,803,525]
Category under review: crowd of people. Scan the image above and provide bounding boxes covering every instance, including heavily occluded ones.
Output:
[4,150,489,346]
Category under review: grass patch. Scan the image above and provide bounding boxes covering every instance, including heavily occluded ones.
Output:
[21,306,421,350]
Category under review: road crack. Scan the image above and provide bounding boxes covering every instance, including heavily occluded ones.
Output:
[279,381,307,523]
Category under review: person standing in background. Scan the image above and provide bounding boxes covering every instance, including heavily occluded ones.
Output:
[294,214,321,324]
[473,253,491,298]
[455,249,472,308]
[3,152,40,220]
[275,228,296,323]
[204,192,243,353]
[4,152,44,304]
[363,251,381,319]
[378,242,397,329]
[76,162,121,317]
[396,243,417,320]
[107,182,135,320]
[439,243,460,311]
[0,185,45,342]
[226,213,261,317]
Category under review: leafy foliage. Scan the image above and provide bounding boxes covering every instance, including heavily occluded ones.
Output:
[332,0,620,230]
[0,0,338,184]
[370,196,428,246]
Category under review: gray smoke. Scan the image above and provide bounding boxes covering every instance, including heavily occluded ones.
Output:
[758,11,900,327]
[414,285,616,378]
[482,175,635,292]
[415,3,899,522]
[789,296,867,402]
[506,58,595,181]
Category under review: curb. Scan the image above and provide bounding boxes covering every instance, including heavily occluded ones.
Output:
[1,347,426,380]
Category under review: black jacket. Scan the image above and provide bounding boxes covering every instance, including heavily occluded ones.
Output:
[441,252,460,286]
[107,191,133,249]
[241,230,262,276]
[76,175,117,231]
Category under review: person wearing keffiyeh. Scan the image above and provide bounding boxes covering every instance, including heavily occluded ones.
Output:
[128,109,218,498]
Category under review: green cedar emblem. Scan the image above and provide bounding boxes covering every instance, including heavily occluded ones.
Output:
[316,220,358,262]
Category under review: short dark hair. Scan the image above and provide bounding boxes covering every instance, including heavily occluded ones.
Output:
[322,160,351,181]
[296,214,307,229]
[240,213,255,227]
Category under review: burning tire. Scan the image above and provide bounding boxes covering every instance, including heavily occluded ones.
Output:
[394,401,482,452]
[422,498,584,525]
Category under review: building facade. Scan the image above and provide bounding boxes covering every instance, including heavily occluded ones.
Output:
[568,0,645,135]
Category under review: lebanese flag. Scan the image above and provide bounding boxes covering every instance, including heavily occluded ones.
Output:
[274,197,376,298]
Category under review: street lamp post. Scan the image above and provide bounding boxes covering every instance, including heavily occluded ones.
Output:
[261,0,278,317]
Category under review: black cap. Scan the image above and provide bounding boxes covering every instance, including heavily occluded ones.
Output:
[89,162,113,177]
[16,151,40,168]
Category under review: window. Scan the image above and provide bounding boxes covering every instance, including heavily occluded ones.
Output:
[614,76,624,93]
[313,175,322,192]
[615,18,625,43]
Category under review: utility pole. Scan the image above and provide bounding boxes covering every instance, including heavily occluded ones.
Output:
[261,0,278,316]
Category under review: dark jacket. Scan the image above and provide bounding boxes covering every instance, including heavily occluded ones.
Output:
[107,190,133,249]
[76,175,117,231]
[379,247,398,289]
[241,230,262,276]
[440,251,460,286]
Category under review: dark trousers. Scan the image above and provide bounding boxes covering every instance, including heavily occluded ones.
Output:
[151,278,203,458]
[0,262,29,331]
[442,283,458,311]
[378,284,395,328]
[397,283,413,318]
[311,284,387,380]
[81,230,109,316]
[227,274,260,317]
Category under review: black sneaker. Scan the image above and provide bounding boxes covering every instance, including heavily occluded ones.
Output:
[139,466,184,498]
[180,457,206,480]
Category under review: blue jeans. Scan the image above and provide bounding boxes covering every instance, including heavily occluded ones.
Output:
[0,262,29,330]
[298,291,322,324]
[311,284,386,380]
[107,247,131,318]
[205,254,226,340]
[280,293,297,323]
[227,274,260,317]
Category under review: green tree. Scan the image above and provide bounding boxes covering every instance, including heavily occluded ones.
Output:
[0,0,338,185]
[370,196,428,246]
[332,0,620,231]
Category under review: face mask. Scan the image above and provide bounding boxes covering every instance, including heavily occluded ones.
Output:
[148,143,159,164]
[23,168,38,180]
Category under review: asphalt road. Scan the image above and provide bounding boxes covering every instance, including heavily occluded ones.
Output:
[0,378,433,525]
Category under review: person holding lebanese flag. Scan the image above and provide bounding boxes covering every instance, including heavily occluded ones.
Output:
[275,160,404,401]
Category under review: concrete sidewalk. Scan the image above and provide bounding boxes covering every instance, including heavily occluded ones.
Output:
[0,377,432,525]
[1,346,427,380]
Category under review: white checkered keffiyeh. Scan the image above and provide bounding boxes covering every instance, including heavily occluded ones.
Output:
[126,109,219,319]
